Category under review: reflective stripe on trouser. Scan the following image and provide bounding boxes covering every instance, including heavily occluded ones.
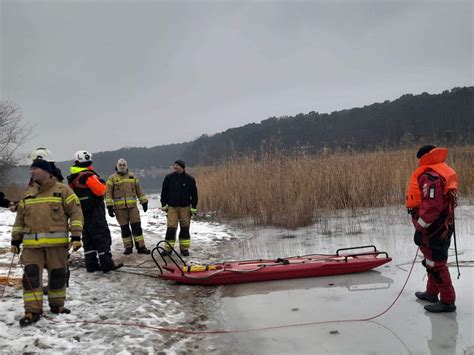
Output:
[23,232,69,248]
[166,207,191,251]
[164,227,177,251]
[178,227,191,252]
[20,247,68,313]
[131,222,145,248]
[120,224,133,248]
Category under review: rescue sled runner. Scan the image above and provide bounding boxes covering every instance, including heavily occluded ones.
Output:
[152,242,392,286]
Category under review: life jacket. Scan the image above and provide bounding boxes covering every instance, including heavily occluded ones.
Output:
[406,148,458,209]
[68,166,104,208]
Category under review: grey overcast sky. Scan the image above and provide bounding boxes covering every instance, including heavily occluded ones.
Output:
[1,0,472,161]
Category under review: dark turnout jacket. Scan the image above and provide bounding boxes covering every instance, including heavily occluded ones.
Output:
[161,172,198,209]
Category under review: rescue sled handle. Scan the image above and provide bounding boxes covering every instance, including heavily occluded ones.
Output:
[336,245,378,256]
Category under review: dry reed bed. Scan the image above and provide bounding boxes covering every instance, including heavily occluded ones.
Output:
[195,147,474,228]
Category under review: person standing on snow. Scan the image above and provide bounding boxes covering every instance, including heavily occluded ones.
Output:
[106,158,150,255]
[160,160,198,256]
[67,151,123,273]
[11,158,83,326]
[406,145,458,313]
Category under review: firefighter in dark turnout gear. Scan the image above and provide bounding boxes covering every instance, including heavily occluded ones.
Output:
[67,151,123,273]
[406,145,458,313]
[160,160,198,256]
[106,159,150,255]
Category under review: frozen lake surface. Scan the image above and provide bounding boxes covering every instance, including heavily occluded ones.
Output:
[0,196,473,354]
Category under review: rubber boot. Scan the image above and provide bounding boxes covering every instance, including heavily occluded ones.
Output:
[424,302,456,313]
[160,250,171,257]
[103,261,124,273]
[19,312,41,327]
[181,250,190,257]
[415,291,439,303]
[137,246,150,255]
[50,306,71,314]
[86,264,102,273]
[123,247,133,255]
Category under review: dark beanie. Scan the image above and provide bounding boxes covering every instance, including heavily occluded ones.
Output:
[174,160,186,169]
[31,159,52,174]
[416,145,436,159]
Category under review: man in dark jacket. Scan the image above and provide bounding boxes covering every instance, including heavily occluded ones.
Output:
[160,160,198,256]
[67,150,123,273]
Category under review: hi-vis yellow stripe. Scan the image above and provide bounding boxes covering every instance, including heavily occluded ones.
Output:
[115,178,138,184]
[23,291,43,302]
[65,194,79,205]
[179,240,191,247]
[23,233,69,246]
[113,199,137,205]
[71,220,83,228]
[48,289,66,299]
[133,235,144,242]
[23,238,69,246]
[24,197,62,205]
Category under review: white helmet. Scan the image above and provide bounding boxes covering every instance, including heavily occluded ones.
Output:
[74,150,92,163]
[28,147,54,162]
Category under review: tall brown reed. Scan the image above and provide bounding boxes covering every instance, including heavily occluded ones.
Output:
[195,147,474,228]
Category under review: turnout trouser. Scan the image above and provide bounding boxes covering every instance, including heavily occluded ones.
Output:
[82,204,114,271]
[165,206,191,252]
[21,247,68,314]
[114,206,146,249]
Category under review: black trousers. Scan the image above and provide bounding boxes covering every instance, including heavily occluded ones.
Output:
[82,203,114,270]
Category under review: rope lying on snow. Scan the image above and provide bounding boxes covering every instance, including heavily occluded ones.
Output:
[1,248,420,335]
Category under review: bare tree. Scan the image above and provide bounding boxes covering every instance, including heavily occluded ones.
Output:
[0,101,30,182]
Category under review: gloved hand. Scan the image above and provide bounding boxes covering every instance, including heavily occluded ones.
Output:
[107,206,115,217]
[407,208,414,216]
[191,207,198,217]
[69,236,82,252]
[161,205,169,212]
[11,240,21,254]
[142,202,148,212]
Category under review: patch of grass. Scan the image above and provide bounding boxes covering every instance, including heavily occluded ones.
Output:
[195,147,474,228]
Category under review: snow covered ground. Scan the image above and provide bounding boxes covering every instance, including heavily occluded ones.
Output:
[1,195,473,354]
[0,195,238,354]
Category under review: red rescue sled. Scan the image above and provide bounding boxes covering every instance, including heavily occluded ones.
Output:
[152,243,392,286]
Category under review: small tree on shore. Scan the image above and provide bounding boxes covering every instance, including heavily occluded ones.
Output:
[0,101,30,183]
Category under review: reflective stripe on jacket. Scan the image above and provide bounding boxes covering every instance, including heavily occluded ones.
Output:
[11,177,83,248]
[105,172,147,209]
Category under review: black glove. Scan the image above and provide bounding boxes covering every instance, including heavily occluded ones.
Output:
[107,206,115,217]
[142,202,148,212]
[407,208,414,216]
